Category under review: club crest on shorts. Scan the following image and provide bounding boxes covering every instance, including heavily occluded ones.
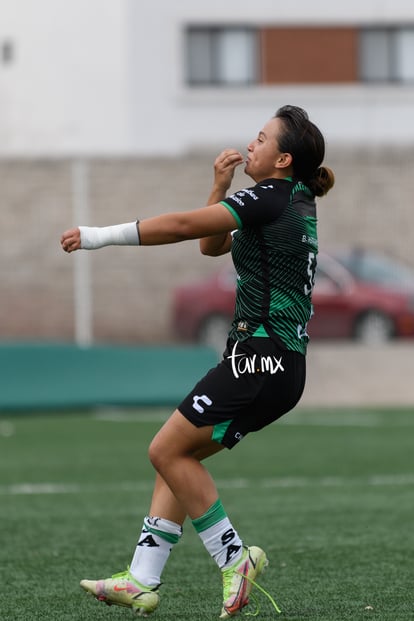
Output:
[192,394,213,414]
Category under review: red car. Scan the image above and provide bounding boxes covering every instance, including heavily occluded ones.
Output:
[171,250,414,352]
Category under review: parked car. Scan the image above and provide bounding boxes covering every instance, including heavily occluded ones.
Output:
[171,250,414,351]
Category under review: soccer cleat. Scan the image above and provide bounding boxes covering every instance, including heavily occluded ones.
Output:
[80,569,159,617]
[220,545,269,618]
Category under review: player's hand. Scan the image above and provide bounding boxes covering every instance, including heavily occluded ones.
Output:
[213,149,244,193]
[61,228,81,253]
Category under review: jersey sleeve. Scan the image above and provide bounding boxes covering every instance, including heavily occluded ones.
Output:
[220,179,291,228]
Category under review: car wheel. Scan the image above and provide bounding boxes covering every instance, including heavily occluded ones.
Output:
[198,314,232,355]
[354,311,394,344]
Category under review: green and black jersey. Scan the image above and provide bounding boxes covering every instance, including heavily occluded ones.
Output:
[221,177,318,355]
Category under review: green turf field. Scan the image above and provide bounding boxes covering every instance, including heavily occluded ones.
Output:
[1,407,413,620]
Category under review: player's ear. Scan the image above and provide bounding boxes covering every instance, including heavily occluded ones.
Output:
[275,152,293,170]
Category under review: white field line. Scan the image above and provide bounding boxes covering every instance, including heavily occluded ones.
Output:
[1,473,413,496]
[92,410,414,428]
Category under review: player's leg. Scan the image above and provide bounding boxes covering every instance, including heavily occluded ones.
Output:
[148,409,269,618]
[128,474,185,589]
[129,438,224,589]
[79,417,227,616]
[79,478,174,615]
[148,409,224,518]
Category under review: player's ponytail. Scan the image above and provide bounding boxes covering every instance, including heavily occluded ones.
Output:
[307,166,335,197]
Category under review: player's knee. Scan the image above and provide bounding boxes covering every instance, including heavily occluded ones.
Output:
[148,436,169,474]
[148,438,158,469]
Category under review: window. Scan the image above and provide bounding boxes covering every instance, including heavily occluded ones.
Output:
[360,29,395,81]
[186,26,258,86]
[396,28,414,82]
[359,27,414,82]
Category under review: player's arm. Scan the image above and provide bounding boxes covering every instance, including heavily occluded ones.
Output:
[199,149,244,257]
[139,203,237,245]
[60,203,238,253]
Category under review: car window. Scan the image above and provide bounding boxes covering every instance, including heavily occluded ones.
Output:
[337,252,414,288]
[314,268,340,294]
[316,254,353,291]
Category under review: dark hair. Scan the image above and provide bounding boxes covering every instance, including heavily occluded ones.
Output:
[274,105,335,197]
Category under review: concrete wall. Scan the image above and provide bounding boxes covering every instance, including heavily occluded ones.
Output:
[1,147,414,345]
[304,342,414,407]
[0,0,130,154]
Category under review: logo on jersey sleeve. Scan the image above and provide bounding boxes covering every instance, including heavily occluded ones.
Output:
[228,187,259,207]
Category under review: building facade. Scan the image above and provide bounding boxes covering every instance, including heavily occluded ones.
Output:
[1,0,414,156]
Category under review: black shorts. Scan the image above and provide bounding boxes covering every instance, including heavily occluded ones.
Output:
[178,337,306,449]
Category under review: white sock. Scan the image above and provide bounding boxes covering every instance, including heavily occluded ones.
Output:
[130,516,182,587]
[192,500,243,569]
[198,517,243,569]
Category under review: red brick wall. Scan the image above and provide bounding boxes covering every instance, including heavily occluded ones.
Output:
[261,27,358,84]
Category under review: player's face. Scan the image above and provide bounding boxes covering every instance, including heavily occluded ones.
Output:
[245,117,289,182]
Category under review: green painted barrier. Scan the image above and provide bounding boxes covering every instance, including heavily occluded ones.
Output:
[0,343,218,411]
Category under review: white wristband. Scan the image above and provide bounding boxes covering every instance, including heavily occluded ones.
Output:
[79,221,140,249]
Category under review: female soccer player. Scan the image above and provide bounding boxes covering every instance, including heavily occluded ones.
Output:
[61,105,334,618]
